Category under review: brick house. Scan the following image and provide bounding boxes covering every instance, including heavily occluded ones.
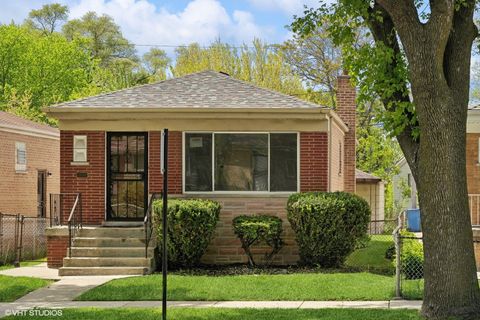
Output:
[466,105,480,269]
[44,70,356,275]
[0,111,59,217]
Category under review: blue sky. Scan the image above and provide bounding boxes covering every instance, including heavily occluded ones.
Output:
[0,0,320,55]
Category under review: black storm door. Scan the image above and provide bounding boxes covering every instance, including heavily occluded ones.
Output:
[107,132,148,220]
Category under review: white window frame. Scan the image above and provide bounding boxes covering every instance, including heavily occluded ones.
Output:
[72,135,88,164]
[182,131,300,194]
[15,142,27,172]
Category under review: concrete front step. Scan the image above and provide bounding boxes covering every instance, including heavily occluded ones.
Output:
[63,257,154,268]
[70,246,155,258]
[73,237,154,248]
[59,266,149,276]
[78,227,146,238]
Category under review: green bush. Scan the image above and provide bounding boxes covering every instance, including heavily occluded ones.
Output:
[287,192,371,267]
[232,215,284,266]
[153,198,220,268]
[400,231,424,280]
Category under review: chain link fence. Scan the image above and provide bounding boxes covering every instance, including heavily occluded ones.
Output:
[392,212,424,299]
[0,213,47,266]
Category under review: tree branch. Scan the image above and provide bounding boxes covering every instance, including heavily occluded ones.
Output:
[366,2,420,177]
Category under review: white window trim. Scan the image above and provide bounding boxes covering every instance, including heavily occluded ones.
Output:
[15,142,27,172]
[182,131,300,194]
[73,135,88,164]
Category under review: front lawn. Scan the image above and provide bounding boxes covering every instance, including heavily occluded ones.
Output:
[0,275,51,302]
[345,235,394,274]
[3,308,422,320]
[78,272,409,301]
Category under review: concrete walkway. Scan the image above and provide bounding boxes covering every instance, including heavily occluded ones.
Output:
[0,263,60,280]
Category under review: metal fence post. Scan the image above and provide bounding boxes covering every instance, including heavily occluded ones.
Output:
[394,230,402,298]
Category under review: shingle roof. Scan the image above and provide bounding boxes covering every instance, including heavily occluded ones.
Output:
[355,169,382,182]
[0,111,58,136]
[49,70,326,110]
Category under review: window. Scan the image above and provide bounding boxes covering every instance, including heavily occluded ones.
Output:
[73,135,87,163]
[184,132,298,192]
[15,142,26,171]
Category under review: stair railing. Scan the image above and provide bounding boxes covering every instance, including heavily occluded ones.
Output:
[144,193,160,258]
[67,193,82,258]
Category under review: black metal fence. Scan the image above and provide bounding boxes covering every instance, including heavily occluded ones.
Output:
[0,213,47,265]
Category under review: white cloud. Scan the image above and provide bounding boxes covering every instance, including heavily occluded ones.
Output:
[0,0,276,54]
[66,0,273,50]
[247,0,321,16]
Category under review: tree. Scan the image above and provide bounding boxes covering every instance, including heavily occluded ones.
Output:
[172,39,305,96]
[0,25,92,123]
[24,3,68,34]
[292,1,480,319]
[62,11,135,65]
[143,48,171,82]
[281,25,342,108]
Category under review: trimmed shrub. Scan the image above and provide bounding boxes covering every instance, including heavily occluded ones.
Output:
[287,192,371,267]
[400,231,424,279]
[232,215,284,266]
[153,198,220,268]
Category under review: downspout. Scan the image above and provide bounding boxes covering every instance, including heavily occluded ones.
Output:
[327,114,332,192]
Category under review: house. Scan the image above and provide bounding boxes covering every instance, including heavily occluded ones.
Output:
[0,111,59,217]
[392,157,418,212]
[44,70,356,275]
[355,169,385,232]
[466,105,480,270]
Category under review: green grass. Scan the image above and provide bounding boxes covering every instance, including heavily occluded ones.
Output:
[402,280,424,300]
[345,235,394,273]
[3,308,422,320]
[0,275,51,302]
[0,258,46,271]
[78,272,402,301]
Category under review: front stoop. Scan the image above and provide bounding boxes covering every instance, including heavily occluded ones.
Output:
[59,227,156,276]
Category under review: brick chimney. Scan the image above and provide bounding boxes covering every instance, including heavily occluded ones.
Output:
[336,73,356,193]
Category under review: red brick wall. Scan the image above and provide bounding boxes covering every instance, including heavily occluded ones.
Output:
[336,74,356,193]
[0,131,59,217]
[149,131,182,194]
[47,235,68,268]
[300,132,329,192]
[60,131,105,225]
[467,133,480,195]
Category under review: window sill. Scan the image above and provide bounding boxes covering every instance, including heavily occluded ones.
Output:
[15,170,27,174]
[70,161,90,166]
[180,192,295,198]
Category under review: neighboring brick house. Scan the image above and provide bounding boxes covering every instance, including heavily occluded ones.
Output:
[44,70,356,275]
[0,111,59,217]
[466,105,480,270]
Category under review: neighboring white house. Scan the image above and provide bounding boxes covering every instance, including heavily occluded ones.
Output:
[392,157,417,212]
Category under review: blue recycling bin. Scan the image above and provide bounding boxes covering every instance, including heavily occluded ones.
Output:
[406,209,421,232]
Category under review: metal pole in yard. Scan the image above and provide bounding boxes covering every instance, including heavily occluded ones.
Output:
[161,129,168,320]
[393,211,404,299]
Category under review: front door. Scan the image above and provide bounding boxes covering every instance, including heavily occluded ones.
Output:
[107,132,148,221]
[37,170,47,217]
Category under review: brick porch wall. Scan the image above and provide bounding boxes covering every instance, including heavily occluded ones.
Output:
[60,131,105,225]
[189,196,299,265]
[46,235,69,268]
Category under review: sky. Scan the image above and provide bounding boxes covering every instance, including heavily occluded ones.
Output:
[0,0,320,55]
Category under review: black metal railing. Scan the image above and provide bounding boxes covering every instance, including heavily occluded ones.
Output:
[144,193,160,258]
[67,193,82,258]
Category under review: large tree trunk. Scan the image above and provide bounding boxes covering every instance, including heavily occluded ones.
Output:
[371,1,480,318]
[416,96,480,319]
